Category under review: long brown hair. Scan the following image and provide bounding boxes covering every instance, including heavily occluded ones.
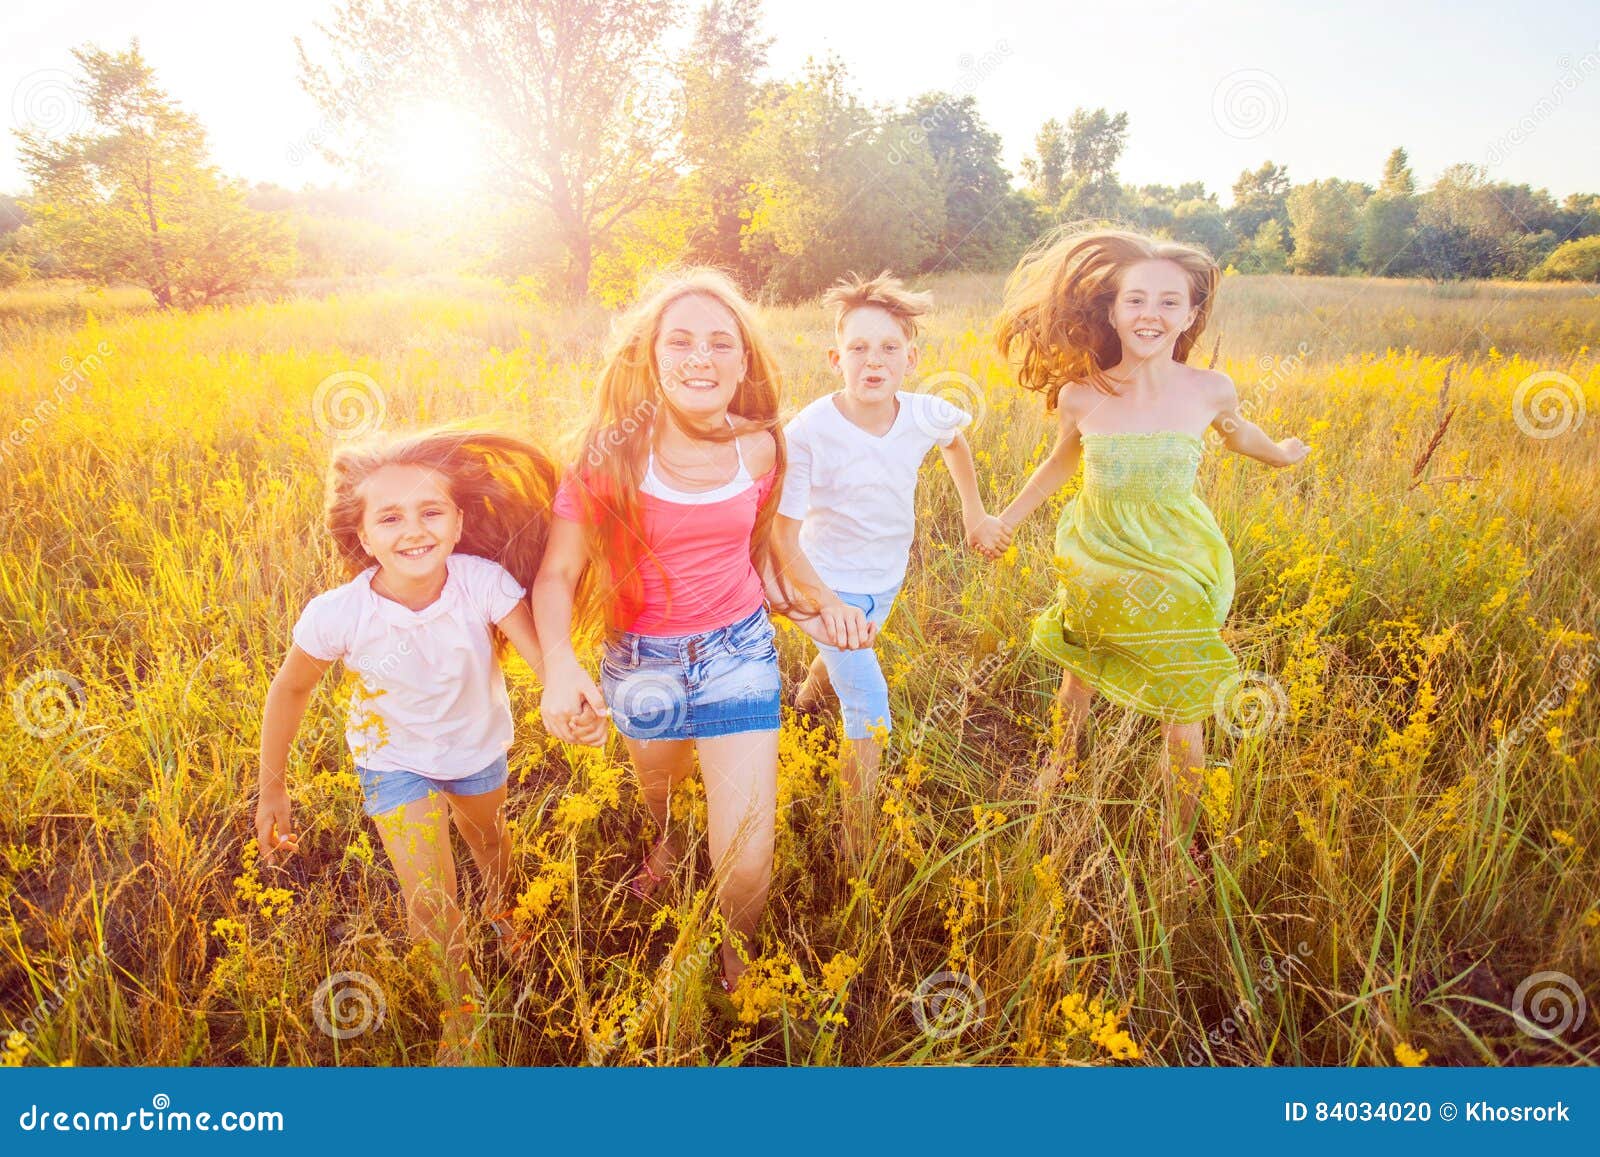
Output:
[994,225,1220,409]
[325,423,558,657]
[566,268,804,633]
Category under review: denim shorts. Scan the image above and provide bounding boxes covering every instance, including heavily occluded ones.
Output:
[354,753,509,818]
[600,605,782,741]
[814,584,901,740]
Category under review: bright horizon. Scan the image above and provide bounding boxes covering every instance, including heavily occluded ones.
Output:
[2,0,1598,205]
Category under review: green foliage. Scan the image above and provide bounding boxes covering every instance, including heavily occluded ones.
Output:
[16,43,292,308]
[1531,235,1600,282]
[899,92,1029,271]
[1287,179,1369,275]
[740,59,945,300]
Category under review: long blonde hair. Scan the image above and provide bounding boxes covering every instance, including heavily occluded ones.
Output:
[994,225,1220,409]
[566,268,801,632]
[325,423,557,657]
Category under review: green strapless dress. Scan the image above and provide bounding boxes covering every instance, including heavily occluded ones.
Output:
[1031,430,1238,724]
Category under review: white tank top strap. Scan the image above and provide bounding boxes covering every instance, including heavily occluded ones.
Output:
[641,416,753,504]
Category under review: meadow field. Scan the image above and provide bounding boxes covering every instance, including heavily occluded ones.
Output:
[1,271,1597,1066]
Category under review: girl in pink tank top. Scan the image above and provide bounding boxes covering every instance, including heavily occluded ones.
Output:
[532,269,845,995]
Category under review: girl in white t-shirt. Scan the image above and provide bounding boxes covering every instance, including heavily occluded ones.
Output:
[254,426,599,1062]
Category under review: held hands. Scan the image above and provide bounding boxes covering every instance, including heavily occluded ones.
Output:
[540,665,612,746]
[1275,437,1310,467]
[255,783,299,866]
[792,601,875,650]
[966,513,1013,560]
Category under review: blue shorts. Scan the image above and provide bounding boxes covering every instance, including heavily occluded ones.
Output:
[354,753,509,818]
[815,585,901,740]
[600,605,781,741]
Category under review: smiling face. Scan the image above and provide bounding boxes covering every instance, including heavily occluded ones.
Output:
[1109,259,1199,360]
[356,463,463,583]
[831,304,918,405]
[653,293,748,425]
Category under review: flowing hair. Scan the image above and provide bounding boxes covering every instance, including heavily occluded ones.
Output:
[994,225,1220,409]
[324,423,558,658]
[565,267,807,634]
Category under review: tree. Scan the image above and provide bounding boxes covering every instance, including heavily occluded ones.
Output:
[299,0,680,301]
[741,59,944,300]
[1530,235,1600,281]
[1229,161,1289,245]
[1358,148,1419,275]
[1286,179,1367,274]
[1021,119,1067,207]
[677,0,772,281]
[16,43,292,307]
[1234,219,1290,273]
[1416,164,1554,279]
[1379,147,1416,196]
[899,92,1028,270]
[1171,197,1233,260]
[1065,108,1128,184]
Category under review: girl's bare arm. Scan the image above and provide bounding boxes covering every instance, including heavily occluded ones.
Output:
[530,517,609,743]
[998,404,1083,535]
[1210,373,1309,467]
[257,645,330,863]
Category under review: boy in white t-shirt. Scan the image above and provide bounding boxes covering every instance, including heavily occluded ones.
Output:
[777,272,1006,858]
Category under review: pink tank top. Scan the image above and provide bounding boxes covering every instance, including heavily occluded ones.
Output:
[552,425,776,636]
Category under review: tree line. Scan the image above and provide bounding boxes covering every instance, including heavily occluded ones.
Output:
[5,0,1598,306]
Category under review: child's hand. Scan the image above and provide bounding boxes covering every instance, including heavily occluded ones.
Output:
[570,701,611,747]
[541,669,611,744]
[1275,437,1310,467]
[255,783,298,865]
[967,514,1012,559]
[819,600,874,650]
[792,609,875,651]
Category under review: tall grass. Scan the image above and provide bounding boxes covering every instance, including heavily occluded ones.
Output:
[1,272,1596,1066]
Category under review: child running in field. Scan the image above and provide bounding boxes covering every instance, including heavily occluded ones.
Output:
[255,427,593,1063]
[777,272,998,859]
[986,228,1308,872]
[533,268,843,994]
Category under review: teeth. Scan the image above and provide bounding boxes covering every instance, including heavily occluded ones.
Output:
[682,378,717,388]
[399,546,433,557]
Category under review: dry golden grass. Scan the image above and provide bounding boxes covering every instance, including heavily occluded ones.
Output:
[1,271,1596,1066]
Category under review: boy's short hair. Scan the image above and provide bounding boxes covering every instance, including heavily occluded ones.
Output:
[823,271,933,340]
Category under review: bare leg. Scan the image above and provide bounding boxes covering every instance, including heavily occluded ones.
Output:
[624,737,697,884]
[441,783,511,919]
[695,730,780,990]
[836,735,883,864]
[1037,670,1094,793]
[795,653,832,713]
[1157,721,1206,850]
[371,795,476,1060]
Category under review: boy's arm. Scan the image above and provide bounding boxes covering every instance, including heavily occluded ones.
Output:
[1210,373,1309,467]
[938,431,988,535]
[770,515,873,649]
[257,645,330,863]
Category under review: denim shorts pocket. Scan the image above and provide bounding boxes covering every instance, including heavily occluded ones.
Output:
[727,611,777,661]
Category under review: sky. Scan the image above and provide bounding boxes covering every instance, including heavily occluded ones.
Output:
[3,0,1597,204]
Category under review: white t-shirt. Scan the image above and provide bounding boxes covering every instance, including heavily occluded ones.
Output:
[291,552,527,777]
[779,391,971,592]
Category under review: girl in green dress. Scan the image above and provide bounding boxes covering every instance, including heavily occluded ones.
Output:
[981,227,1309,866]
